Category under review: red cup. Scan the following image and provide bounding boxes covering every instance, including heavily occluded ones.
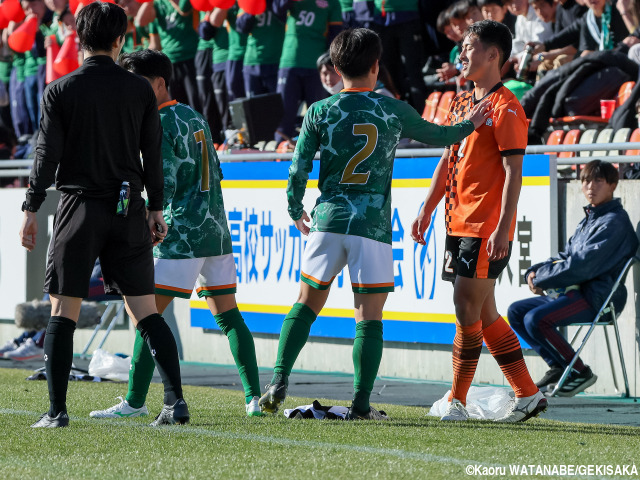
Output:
[600,99,616,120]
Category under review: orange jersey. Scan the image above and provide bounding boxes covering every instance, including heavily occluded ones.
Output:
[444,84,527,240]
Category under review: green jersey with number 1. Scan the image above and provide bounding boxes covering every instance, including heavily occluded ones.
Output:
[154,100,232,259]
[279,0,342,69]
[287,90,475,244]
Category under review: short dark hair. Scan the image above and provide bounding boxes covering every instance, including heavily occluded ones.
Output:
[316,51,333,71]
[451,0,477,19]
[580,160,619,185]
[530,0,554,5]
[120,49,173,87]
[477,0,504,7]
[465,19,512,68]
[76,2,127,53]
[330,28,382,79]
[436,9,452,33]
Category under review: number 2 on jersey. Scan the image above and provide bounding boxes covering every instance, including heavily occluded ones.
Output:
[194,129,209,192]
[340,124,377,185]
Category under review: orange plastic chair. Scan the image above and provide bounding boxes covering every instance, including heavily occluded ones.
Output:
[422,91,442,122]
[545,129,565,155]
[558,129,581,159]
[433,90,456,125]
[625,128,640,156]
[616,81,635,107]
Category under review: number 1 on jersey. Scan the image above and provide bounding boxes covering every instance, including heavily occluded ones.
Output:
[194,129,209,192]
[340,123,377,185]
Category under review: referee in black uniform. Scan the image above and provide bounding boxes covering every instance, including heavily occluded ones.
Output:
[19,2,189,428]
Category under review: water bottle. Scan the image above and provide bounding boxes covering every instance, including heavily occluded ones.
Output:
[516,45,534,81]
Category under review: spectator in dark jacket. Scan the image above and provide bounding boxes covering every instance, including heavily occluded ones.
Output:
[507,160,639,397]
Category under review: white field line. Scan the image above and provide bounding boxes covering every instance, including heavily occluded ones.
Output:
[1,408,627,480]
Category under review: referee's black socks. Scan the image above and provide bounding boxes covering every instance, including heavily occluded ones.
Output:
[136,314,183,405]
[44,316,76,417]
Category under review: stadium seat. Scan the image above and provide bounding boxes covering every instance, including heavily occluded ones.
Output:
[577,128,598,158]
[616,81,635,107]
[545,129,564,155]
[591,128,614,157]
[608,128,631,156]
[548,256,639,398]
[558,129,581,158]
[422,91,442,122]
[549,81,636,128]
[625,128,640,155]
[433,91,455,125]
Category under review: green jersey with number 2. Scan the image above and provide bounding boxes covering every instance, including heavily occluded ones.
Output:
[287,90,475,244]
[154,101,232,259]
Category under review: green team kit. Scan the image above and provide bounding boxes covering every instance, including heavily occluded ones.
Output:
[154,100,232,259]
[149,0,199,63]
[287,90,475,244]
[279,0,342,69]
[242,8,285,66]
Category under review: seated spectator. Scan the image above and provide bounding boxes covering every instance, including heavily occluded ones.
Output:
[527,0,588,75]
[508,160,639,397]
[479,0,518,36]
[431,8,463,86]
[579,0,629,56]
[449,0,484,40]
[505,0,553,77]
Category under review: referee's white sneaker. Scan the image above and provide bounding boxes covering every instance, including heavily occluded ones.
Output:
[495,390,547,423]
[441,399,469,421]
[89,396,149,418]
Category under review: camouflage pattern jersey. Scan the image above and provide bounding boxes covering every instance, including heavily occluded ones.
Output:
[153,100,232,259]
[287,89,475,245]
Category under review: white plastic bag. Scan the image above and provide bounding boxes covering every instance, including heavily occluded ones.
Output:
[428,386,513,420]
[88,349,131,382]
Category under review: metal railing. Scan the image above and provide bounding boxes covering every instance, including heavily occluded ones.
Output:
[1,142,638,177]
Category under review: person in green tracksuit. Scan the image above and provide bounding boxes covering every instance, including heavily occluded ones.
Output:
[137,0,201,111]
[235,0,285,97]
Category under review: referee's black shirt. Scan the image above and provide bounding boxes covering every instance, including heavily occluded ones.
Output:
[25,55,163,212]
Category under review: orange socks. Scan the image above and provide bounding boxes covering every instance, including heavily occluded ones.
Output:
[449,320,483,405]
[483,316,538,398]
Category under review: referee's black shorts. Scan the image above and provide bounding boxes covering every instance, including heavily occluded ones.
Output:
[44,193,155,298]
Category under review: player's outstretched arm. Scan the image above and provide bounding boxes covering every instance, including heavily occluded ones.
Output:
[401,99,492,147]
[487,154,522,261]
[411,150,449,245]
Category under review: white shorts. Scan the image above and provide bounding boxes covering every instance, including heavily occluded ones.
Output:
[154,254,237,299]
[301,232,394,293]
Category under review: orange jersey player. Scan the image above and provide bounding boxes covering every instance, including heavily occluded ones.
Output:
[411,19,546,423]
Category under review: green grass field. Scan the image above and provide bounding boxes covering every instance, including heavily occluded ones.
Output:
[1,368,639,480]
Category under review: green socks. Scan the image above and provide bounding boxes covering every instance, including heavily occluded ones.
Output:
[271,303,317,384]
[125,329,156,409]
[352,320,383,413]
[214,308,261,403]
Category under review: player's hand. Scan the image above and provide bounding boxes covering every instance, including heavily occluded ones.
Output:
[486,228,509,262]
[148,210,168,245]
[294,210,311,236]
[467,99,493,130]
[19,211,37,252]
[410,205,431,245]
[527,271,544,295]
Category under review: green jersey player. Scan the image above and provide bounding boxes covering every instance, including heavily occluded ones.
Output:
[90,50,263,419]
[259,28,491,419]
